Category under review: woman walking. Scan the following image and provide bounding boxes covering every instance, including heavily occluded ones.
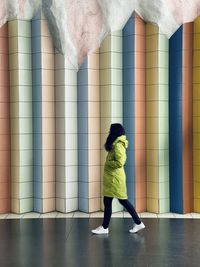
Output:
[91,123,145,234]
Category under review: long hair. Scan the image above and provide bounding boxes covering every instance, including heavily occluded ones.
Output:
[104,123,125,152]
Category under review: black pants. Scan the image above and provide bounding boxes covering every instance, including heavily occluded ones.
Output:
[102,196,141,229]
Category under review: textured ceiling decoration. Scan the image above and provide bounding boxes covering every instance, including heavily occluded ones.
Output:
[0,0,41,25]
[0,0,200,69]
[135,0,200,38]
[42,0,136,69]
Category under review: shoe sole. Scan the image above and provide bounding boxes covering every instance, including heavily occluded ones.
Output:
[91,231,109,235]
[129,226,145,233]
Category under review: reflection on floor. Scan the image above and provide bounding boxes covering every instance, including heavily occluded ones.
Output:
[0,218,200,267]
[0,211,200,219]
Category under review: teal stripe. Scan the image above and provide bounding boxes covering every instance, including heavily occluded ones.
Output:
[77,58,89,212]
[32,16,43,213]
[123,16,135,205]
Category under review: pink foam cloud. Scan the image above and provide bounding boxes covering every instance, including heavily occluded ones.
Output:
[0,1,7,27]
[19,0,26,18]
[66,0,102,66]
[168,0,200,24]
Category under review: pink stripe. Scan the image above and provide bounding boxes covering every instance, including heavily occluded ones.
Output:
[0,24,10,214]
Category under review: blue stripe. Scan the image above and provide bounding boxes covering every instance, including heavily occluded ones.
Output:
[123,36,135,52]
[169,26,183,213]
[126,182,134,205]
[78,166,88,182]
[78,182,89,198]
[78,198,88,213]
[77,59,89,212]
[123,16,135,204]
[34,182,42,198]
[31,19,41,37]
[32,9,41,21]
[32,18,43,212]
[123,16,134,36]
[77,85,88,102]
[34,198,42,213]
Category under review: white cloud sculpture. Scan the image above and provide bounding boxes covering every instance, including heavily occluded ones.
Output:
[0,0,200,69]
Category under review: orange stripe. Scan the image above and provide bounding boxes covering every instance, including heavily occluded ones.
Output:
[0,24,10,213]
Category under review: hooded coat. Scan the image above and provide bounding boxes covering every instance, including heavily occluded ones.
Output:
[103,135,128,199]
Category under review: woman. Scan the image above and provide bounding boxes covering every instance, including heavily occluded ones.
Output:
[91,123,145,234]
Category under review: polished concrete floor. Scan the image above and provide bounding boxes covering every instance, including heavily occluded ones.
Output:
[0,218,199,267]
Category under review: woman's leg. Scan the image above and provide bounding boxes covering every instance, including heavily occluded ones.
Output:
[102,196,113,229]
[118,199,141,225]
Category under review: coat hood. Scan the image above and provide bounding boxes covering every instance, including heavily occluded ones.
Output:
[113,135,128,149]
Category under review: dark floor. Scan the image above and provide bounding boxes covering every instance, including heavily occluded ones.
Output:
[0,218,199,267]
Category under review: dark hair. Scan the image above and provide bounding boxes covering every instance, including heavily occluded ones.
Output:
[104,123,125,152]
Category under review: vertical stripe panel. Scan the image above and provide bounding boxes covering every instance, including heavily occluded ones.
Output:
[134,14,146,212]
[100,31,123,212]
[182,23,193,213]
[32,12,42,212]
[41,15,55,213]
[55,52,78,212]
[169,27,183,213]
[78,58,89,212]
[9,20,33,213]
[0,24,11,213]
[146,23,169,213]
[146,24,159,213]
[123,15,135,204]
[78,52,101,212]
[88,51,101,212]
[32,13,55,213]
[158,28,170,213]
[169,24,193,213]
[193,17,200,212]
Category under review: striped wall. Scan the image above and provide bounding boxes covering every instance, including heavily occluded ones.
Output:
[169,24,193,213]
[0,24,10,213]
[0,13,199,215]
[193,18,200,212]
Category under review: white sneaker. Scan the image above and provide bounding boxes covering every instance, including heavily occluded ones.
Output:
[91,225,109,235]
[129,222,145,233]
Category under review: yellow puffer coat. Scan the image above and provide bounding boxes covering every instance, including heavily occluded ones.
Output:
[103,135,128,199]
